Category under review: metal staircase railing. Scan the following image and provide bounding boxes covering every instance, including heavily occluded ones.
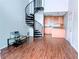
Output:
[25,0,43,37]
[25,1,34,16]
[35,20,43,34]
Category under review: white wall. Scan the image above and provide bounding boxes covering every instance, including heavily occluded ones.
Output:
[0,0,29,49]
[44,0,68,12]
[64,0,78,51]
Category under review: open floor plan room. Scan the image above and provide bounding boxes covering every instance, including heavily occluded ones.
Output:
[0,0,78,59]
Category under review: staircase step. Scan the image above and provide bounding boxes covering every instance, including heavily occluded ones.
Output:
[26,18,34,20]
[26,21,34,23]
[26,22,34,24]
[34,31,40,33]
[27,14,34,16]
[26,15,34,18]
[34,35,42,37]
[34,33,42,34]
[34,31,41,33]
[34,33,42,35]
[26,20,33,22]
[34,36,42,38]
[35,30,38,31]
[27,24,34,27]
[30,14,34,16]
[34,7,44,13]
[34,35,42,36]
[26,23,34,25]
[34,30,39,32]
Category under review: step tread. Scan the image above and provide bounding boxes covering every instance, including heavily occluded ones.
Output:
[26,18,34,20]
[34,34,42,35]
[26,20,33,22]
[26,15,34,18]
[26,21,34,23]
[34,35,42,36]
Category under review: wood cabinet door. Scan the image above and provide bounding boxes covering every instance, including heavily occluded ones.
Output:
[44,16,65,38]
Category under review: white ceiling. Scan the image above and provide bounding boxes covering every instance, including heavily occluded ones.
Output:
[44,12,67,16]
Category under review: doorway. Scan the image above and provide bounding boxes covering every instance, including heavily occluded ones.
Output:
[44,16,65,38]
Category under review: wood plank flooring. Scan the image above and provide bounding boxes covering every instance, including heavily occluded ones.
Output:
[1,36,78,59]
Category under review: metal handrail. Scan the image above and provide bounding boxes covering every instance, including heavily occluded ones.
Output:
[25,1,34,15]
[25,1,34,13]
[35,20,43,28]
[25,0,43,27]
[35,20,43,33]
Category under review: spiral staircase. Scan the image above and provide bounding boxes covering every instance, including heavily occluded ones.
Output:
[25,0,44,38]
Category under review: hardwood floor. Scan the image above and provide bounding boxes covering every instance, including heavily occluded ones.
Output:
[1,36,77,59]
